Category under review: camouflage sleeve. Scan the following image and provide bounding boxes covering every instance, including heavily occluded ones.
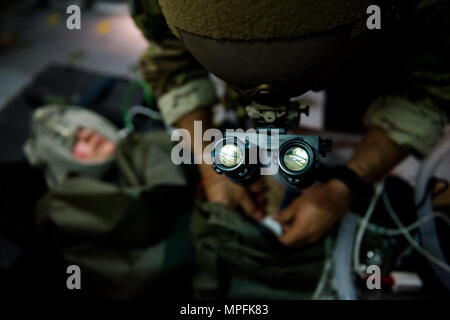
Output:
[131,0,217,125]
[364,0,449,157]
[364,96,447,157]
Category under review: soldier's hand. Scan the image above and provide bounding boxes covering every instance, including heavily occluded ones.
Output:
[275,179,351,247]
[200,166,265,220]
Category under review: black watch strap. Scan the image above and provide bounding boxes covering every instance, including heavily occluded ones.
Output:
[332,166,374,213]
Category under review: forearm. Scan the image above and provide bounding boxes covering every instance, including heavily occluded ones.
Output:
[175,107,215,176]
[347,127,408,183]
[314,127,408,217]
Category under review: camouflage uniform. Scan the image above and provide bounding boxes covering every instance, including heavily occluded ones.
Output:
[132,0,449,157]
[131,0,218,126]
[128,0,449,298]
[361,0,450,156]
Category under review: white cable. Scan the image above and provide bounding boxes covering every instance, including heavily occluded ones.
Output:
[383,191,450,273]
[118,127,131,139]
[353,181,385,277]
[363,211,450,236]
[334,214,359,300]
[128,105,163,122]
[118,106,163,138]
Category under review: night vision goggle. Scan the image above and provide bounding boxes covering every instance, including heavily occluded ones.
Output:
[211,96,332,189]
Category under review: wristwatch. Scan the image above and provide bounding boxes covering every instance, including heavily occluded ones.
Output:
[331,165,374,213]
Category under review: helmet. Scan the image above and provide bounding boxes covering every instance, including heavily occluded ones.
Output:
[159,0,371,103]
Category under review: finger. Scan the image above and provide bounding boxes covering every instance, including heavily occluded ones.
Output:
[250,180,266,194]
[278,227,305,246]
[213,198,234,208]
[208,196,237,211]
[256,193,266,210]
[239,192,263,220]
[205,189,234,208]
[291,239,310,248]
[274,207,296,224]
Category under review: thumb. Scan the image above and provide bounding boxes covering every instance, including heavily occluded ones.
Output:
[278,228,305,247]
[274,207,296,224]
[239,191,263,220]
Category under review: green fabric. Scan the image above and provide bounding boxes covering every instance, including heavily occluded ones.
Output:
[35,128,334,299]
[158,0,371,40]
[191,202,330,299]
[36,131,195,298]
